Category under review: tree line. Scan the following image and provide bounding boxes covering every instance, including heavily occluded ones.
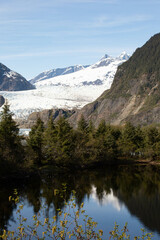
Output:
[1,103,160,173]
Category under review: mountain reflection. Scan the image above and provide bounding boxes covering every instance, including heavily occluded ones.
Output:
[1,164,160,235]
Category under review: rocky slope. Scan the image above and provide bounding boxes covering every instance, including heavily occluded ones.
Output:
[0,63,35,91]
[17,108,75,128]
[69,33,160,127]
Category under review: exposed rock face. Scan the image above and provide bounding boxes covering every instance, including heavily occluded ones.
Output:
[69,33,160,127]
[17,108,76,128]
[0,95,5,107]
[0,63,35,91]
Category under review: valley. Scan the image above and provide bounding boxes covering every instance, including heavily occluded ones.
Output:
[0,52,129,120]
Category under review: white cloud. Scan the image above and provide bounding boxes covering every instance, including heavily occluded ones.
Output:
[92,14,152,28]
[0,0,117,13]
[0,19,42,25]
[0,48,109,59]
[131,0,160,4]
[59,0,117,2]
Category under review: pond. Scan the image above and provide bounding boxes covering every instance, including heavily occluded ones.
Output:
[0,164,160,239]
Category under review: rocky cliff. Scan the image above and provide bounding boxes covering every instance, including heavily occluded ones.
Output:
[0,63,35,91]
[69,33,160,127]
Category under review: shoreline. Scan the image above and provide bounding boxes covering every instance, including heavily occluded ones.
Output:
[1,158,160,182]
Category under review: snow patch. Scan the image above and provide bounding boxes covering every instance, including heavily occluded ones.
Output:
[3,71,18,79]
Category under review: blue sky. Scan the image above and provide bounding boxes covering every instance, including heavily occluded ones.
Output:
[0,0,160,79]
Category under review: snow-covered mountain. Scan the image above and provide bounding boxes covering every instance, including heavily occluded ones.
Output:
[30,65,89,84]
[0,52,130,119]
[34,52,129,91]
[0,63,35,91]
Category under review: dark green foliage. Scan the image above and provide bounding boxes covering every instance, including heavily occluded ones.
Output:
[2,105,160,174]
[93,123,119,163]
[96,119,106,137]
[118,122,144,157]
[0,103,24,168]
[43,116,57,164]
[27,118,44,165]
[88,120,94,134]
[26,116,160,168]
[142,126,160,159]
[77,115,88,133]
[75,115,91,166]
[118,122,137,156]
[35,116,76,167]
[53,116,75,166]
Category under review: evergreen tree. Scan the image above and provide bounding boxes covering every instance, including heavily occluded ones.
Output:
[88,120,95,134]
[75,115,92,166]
[92,123,118,163]
[143,126,160,159]
[118,122,137,156]
[96,119,106,137]
[27,118,44,165]
[43,116,57,164]
[0,102,23,166]
[77,115,88,133]
[54,117,75,167]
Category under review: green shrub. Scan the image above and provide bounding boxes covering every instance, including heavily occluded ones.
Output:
[0,189,153,240]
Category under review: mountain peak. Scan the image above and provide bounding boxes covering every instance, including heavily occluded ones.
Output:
[0,63,35,91]
[117,51,130,60]
[100,54,111,60]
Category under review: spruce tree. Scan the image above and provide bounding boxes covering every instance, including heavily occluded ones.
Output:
[88,120,95,134]
[118,122,137,156]
[77,115,88,133]
[43,116,57,164]
[0,102,23,166]
[96,119,106,137]
[54,116,75,167]
[27,118,44,166]
[76,115,91,165]
[143,126,160,159]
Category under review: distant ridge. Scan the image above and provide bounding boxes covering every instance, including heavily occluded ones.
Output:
[29,65,89,84]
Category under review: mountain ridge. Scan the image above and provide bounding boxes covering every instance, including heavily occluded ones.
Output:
[30,52,129,85]
[69,33,160,127]
[29,64,89,84]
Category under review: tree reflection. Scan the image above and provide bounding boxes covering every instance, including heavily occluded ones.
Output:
[1,164,160,234]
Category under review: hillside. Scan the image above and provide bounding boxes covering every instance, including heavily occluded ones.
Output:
[69,33,160,126]
[0,63,35,91]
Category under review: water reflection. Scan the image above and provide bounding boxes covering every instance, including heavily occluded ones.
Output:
[1,164,160,237]
[91,187,123,211]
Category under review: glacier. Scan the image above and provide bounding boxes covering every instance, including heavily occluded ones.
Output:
[0,52,130,119]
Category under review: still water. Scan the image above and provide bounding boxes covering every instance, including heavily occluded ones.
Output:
[1,164,160,239]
